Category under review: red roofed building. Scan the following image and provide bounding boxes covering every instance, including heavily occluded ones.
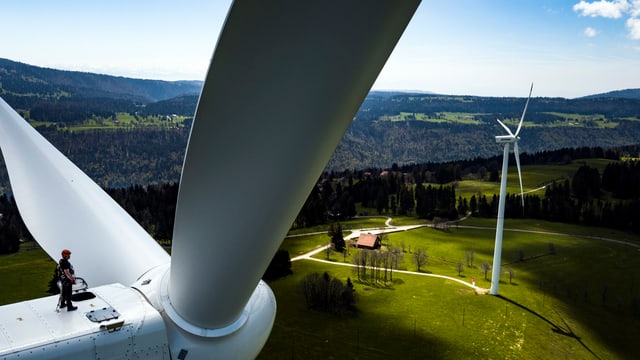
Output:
[356,233,381,250]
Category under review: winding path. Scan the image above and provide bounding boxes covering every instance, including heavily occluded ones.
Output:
[289,216,486,292]
[288,216,640,293]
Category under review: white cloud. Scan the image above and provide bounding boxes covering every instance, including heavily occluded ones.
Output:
[574,0,640,39]
[627,17,640,38]
[584,26,599,36]
[631,0,640,16]
[573,0,630,18]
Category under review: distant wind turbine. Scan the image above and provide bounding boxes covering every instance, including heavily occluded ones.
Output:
[489,83,533,296]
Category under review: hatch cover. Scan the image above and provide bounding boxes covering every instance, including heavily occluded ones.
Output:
[86,307,120,323]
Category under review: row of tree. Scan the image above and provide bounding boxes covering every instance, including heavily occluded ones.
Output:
[1,147,639,255]
[296,148,640,233]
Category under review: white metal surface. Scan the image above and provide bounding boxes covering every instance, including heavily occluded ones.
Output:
[0,0,421,358]
[489,142,511,296]
[170,0,421,331]
[0,284,169,359]
[0,98,170,288]
[490,84,532,295]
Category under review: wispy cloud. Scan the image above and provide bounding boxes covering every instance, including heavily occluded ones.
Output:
[584,26,599,37]
[574,0,640,39]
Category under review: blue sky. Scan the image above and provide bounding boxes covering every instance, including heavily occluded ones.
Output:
[1,1,639,98]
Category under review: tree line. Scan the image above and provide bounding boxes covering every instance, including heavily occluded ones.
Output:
[1,146,639,254]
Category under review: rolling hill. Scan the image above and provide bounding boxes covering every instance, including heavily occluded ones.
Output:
[0,58,202,112]
[2,59,640,185]
[579,88,640,99]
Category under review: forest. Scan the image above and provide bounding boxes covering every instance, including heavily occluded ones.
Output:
[295,146,640,233]
[5,57,640,175]
[1,146,639,255]
[2,58,640,254]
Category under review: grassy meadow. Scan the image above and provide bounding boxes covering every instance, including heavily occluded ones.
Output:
[28,113,191,131]
[456,158,614,200]
[1,159,639,359]
[1,218,638,359]
[261,217,640,359]
[377,110,640,129]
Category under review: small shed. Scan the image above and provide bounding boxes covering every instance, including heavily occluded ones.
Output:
[356,233,381,250]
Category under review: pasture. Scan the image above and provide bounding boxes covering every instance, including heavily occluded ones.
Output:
[455,158,614,200]
[1,216,638,359]
[260,217,640,359]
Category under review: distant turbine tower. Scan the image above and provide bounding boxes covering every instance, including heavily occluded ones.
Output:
[489,83,533,295]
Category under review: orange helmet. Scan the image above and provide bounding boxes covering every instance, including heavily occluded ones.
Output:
[61,249,72,256]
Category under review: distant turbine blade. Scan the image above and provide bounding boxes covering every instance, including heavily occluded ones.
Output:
[515,83,533,137]
[0,97,170,287]
[496,118,514,136]
[513,141,525,212]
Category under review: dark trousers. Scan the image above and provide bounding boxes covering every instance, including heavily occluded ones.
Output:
[61,280,73,308]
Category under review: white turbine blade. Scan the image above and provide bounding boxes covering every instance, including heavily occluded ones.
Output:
[496,118,514,136]
[513,141,525,210]
[0,98,170,287]
[515,83,533,137]
[169,0,420,330]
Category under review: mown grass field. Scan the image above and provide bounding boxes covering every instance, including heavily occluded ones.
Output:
[28,113,190,131]
[376,110,640,129]
[455,158,613,200]
[260,217,640,359]
[1,207,638,358]
[0,245,56,305]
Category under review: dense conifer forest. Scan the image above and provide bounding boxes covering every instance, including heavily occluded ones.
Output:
[1,146,639,254]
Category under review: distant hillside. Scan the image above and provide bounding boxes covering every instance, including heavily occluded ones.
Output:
[580,88,640,100]
[320,91,640,169]
[0,58,202,102]
[2,61,640,184]
[0,58,204,123]
[0,58,202,122]
[140,95,199,116]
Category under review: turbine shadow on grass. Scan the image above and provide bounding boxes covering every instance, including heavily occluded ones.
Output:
[496,295,601,360]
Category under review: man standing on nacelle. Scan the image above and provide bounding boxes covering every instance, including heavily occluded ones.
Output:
[59,249,77,311]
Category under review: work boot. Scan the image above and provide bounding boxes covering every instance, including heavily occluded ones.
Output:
[67,305,78,311]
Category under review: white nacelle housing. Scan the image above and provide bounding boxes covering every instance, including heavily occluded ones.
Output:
[495,135,517,143]
[0,284,169,359]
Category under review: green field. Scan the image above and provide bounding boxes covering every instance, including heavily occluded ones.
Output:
[376,110,640,129]
[0,245,56,305]
[260,217,640,359]
[1,212,639,358]
[28,113,190,131]
[1,217,638,358]
[455,158,613,200]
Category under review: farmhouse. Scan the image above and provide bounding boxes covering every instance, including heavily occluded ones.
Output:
[356,233,381,250]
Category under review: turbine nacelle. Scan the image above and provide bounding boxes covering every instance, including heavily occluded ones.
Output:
[495,134,519,143]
